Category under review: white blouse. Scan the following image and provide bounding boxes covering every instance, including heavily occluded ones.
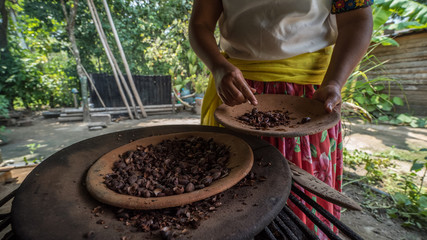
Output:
[219,0,337,60]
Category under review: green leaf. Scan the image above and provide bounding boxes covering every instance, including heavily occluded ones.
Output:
[376,0,427,24]
[387,21,427,30]
[338,142,343,150]
[378,102,393,111]
[371,36,400,46]
[372,5,392,30]
[354,96,365,104]
[393,192,411,206]
[370,95,380,104]
[397,114,413,123]
[366,105,377,112]
[416,119,426,128]
[294,144,301,153]
[380,93,389,100]
[410,160,424,172]
[419,196,427,209]
[189,64,197,75]
[392,97,404,106]
[374,85,385,91]
[378,116,390,121]
[310,144,318,158]
[409,121,419,128]
[330,139,336,152]
[387,208,398,218]
[321,131,328,143]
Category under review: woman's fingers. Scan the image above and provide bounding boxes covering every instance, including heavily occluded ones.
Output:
[324,96,340,112]
[219,77,258,106]
[214,64,258,106]
[238,83,258,105]
[313,85,342,113]
[219,83,246,106]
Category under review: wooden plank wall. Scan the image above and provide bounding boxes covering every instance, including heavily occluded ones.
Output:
[367,31,427,116]
[89,74,172,108]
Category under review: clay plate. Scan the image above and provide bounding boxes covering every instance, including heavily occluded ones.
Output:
[86,131,253,210]
[214,94,341,137]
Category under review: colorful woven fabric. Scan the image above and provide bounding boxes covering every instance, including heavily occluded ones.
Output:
[246,81,343,239]
[332,0,374,14]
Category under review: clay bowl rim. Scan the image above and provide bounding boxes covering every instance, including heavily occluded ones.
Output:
[214,94,341,138]
[85,131,254,210]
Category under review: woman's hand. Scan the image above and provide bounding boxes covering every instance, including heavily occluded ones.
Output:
[313,84,342,113]
[213,63,258,106]
[315,6,373,113]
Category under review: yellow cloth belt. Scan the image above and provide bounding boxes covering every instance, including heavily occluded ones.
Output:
[201,46,333,126]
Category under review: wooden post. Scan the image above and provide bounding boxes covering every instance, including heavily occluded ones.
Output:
[101,0,147,118]
[81,67,107,109]
[73,93,78,108]
[87,0,134,119]
[67,44,107,109]
[80,76,90,122]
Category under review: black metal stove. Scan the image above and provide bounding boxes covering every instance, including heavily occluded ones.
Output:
[0,187,364,240]
[0,125,364,240]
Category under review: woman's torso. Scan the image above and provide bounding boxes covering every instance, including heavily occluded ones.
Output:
[219,0,337,60]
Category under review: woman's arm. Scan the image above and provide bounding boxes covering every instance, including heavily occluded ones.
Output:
[189,0,257,106]
[313,7,373,112]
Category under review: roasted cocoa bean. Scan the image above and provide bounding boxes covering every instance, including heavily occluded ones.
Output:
[185,182,195,193]
[104,136,231,198]
[238,108,290,129]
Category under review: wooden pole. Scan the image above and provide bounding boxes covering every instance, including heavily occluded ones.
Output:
[111,53,139,117]
[81,66,107,108]
[101,0,147,118]
[88,0,138,118]
[87,0,134,119]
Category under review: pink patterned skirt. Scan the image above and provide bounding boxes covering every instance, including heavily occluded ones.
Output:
[246,80,343,239]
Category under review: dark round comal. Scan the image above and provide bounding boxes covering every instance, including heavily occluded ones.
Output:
[11,125,291,240]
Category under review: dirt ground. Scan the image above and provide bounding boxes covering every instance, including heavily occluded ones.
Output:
[1,111,426,239]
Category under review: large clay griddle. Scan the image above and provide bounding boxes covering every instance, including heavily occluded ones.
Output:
[214,94,341,137]
[11,125,292,240]
[86,131,254,210]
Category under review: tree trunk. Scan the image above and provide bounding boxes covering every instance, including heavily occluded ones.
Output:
[0,0,9,54]
[0,0,12,110]
[9,8,28,50]
[61,0,89,122]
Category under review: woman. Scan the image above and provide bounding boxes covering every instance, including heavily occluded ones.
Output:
[189,0,373,238]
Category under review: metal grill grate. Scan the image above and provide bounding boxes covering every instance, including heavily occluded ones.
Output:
[255,185,364,240]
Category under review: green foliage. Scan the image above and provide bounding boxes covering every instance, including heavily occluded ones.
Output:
[390,114,427,128]
[0,95,9,143]
[375,0,427,24]
[0,95,9,117]
[344,149,395,182]
[341,47,406,123]
[23,143,43,164]
[1,0,78,110]
[170,50,209,94]
[344,148,427,228]
[343,1,427,127]
[371,0,427,45]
